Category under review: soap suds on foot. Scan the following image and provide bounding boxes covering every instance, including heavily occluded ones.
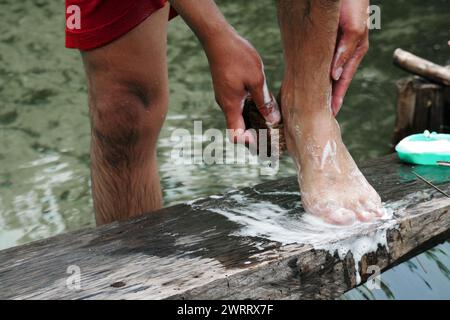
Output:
[320,140,340,173]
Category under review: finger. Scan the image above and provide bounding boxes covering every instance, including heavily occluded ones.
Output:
[332,33,359,81]
[247,73,281,126]
[223,108,257,147]
[331,46,367,115]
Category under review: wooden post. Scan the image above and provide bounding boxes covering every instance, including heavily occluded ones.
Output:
[392,76,450,147]
[445,86,450,131]
[392,49,450,147]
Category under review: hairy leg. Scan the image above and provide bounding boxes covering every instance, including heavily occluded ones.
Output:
[277,0,383,225]
[81,5,170,225]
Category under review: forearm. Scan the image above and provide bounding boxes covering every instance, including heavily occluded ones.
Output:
[169,0,235,48]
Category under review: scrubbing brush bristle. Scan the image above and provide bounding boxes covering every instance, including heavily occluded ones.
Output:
[242,97,286,158]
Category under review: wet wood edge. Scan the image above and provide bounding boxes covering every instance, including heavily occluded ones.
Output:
[0,155,450,300]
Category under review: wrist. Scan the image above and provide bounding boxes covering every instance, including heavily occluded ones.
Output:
[169,0,239,58]
[199,22,238,55]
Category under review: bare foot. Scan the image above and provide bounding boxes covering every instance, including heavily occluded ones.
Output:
[283,102,384,225]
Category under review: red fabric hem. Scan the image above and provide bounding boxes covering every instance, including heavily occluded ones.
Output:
[66,1,170,51]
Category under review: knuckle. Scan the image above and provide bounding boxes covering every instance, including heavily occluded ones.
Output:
[253,74,265,87]
[347,23,367,38]
[214,93,226,109]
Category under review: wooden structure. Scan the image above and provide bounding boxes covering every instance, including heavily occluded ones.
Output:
[394,49,450,86]
[392,49,450,145]
[0,155,450,300]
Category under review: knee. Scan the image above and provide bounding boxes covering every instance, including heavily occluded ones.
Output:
[89,77,168,167]
[91,77,168,129]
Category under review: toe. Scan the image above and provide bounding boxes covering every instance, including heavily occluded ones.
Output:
[355,209,376,223]
[326,208,356,225]
[372,206,385,218]
[304,201,356,226]
[360,199,384,220]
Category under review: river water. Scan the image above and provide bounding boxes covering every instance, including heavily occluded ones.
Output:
[0,0,449,299]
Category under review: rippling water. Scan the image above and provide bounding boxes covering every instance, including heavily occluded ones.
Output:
[0,0,449,299]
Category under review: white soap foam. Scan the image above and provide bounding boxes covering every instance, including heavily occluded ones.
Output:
[397,132,450,154]
[261,63,271,105]
[192,192,400,284]
[397,140,450,154]
[320,140,340,173]
[252,189,301,197]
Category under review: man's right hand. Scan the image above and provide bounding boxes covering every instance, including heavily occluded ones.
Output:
[169,0,280,146]
[204,30,281,145]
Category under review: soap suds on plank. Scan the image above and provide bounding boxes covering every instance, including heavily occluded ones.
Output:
[188,191,411,284]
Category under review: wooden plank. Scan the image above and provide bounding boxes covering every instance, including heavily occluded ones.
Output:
[0,155,450,300]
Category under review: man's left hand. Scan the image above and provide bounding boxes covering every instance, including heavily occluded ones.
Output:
[331,0,370,116]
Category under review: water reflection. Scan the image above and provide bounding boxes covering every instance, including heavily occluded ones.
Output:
[344,241,450,300]
[397,164,450,184]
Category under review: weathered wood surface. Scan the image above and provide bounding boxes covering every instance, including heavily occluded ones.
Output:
[1,155,450,300]
[393,48,450,86]
[392,76,450,146]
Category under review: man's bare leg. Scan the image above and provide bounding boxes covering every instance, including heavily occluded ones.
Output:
[277,0,384,225]
[81,5,170,225]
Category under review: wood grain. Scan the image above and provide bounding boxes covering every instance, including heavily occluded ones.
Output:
[392,77,449,146]
[394,49,450,86]
[1,155,450,300]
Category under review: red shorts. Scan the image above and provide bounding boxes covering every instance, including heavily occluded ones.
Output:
[65,0,177,51]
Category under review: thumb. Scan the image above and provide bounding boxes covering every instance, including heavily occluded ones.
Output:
[247,74,281,126]
[332,33,359,81]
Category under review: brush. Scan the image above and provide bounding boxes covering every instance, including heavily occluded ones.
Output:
[242,96,287,158]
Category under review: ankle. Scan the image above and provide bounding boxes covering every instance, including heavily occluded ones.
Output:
[284,112,343,158]
[285,109,337,135]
